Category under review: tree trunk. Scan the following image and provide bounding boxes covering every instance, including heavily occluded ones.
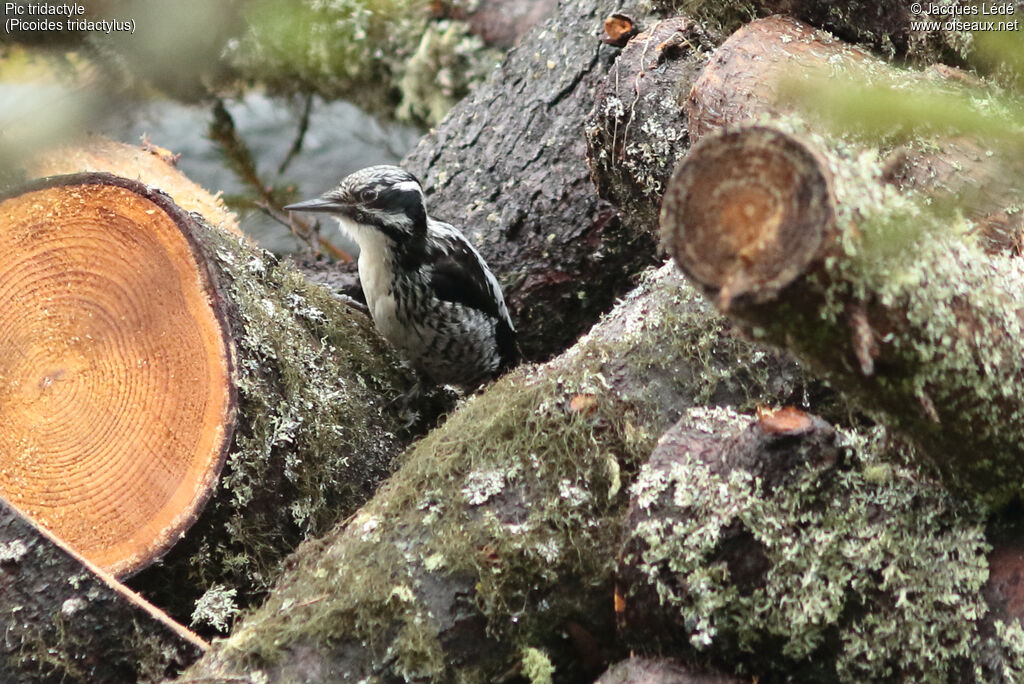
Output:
[660,124,1024,506]
[179,262,804,683]
[0,497,206,683]
[2,145,420,632]
[402,0,673,362]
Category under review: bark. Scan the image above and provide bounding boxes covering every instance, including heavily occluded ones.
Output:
[402,0,668,362]
[180,262,805,683]
[682,16,1023,253]
[659,124,1024,506]
[584,16,716,236]
[616,405,1019,682]
[0,497,206,683]
[4,143,421,632]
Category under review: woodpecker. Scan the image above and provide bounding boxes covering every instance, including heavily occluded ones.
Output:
[285,165,517,390]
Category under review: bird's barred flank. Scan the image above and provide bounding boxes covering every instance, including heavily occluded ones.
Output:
[286,165,518,390]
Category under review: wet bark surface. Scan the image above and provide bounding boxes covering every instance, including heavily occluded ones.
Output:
[403,0,666,362]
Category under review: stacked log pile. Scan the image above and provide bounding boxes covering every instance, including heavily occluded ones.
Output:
[2,4,1023,684]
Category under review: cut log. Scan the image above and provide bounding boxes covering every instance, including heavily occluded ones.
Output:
[27,137,243,238]
[684,16,874,144]
[180,263,805,682]
[0,158,418,628]
[683,16,1024,253]
[0,495,206,683]
[660,124,1024,505]
[617,405,1005,681]
[0,173,235,579]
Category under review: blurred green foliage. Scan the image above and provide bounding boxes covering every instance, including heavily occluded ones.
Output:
[782,21,1023,156]
[0,0,499,180]
[0,0,502,216]
[227,0,497,124]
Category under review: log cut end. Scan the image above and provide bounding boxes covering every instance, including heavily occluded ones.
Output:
[28,138,243,237]
[0,173,236,578]
[660,126,833,307]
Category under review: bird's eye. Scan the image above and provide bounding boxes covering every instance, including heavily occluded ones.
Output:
[361,188,380,203]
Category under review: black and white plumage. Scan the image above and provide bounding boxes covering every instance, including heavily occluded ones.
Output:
[285,165,517,390]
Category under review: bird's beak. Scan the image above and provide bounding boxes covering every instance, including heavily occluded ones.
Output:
[283,197,349,213]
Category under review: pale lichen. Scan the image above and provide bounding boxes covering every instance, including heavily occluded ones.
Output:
[521,646,555,684]
[623,407,997,681]
[0,539,28,563]
[192,585,240,633]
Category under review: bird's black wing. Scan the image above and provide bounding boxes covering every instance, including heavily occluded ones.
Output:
[424,232,519,367]
[427,244,503,320]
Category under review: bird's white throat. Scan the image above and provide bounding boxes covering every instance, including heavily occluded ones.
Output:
[335,214,399,330]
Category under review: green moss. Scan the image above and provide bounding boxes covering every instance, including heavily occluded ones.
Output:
[624,407,996,681]
[227,0,500,124]
[8,605,191,683]
[187,264,803,680]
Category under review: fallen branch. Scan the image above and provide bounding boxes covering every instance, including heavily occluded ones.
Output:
[660,124,1024,506]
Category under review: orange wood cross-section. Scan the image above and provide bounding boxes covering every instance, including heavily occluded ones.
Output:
[0,174,236,578]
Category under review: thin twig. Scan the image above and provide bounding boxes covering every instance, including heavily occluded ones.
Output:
[210,98,353,262]
[277,93,314,176]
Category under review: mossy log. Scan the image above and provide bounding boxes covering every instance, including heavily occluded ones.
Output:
[659,124,1024,506]
[617,405,1024,682]
[586,17,1022,256]
[0,496,206,683]
[180,263,804,682]
[0,160,418,631]
[684,16,1023,253]
[403,0,670,362]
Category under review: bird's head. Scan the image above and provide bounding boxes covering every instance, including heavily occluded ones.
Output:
[285,165,427,241]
